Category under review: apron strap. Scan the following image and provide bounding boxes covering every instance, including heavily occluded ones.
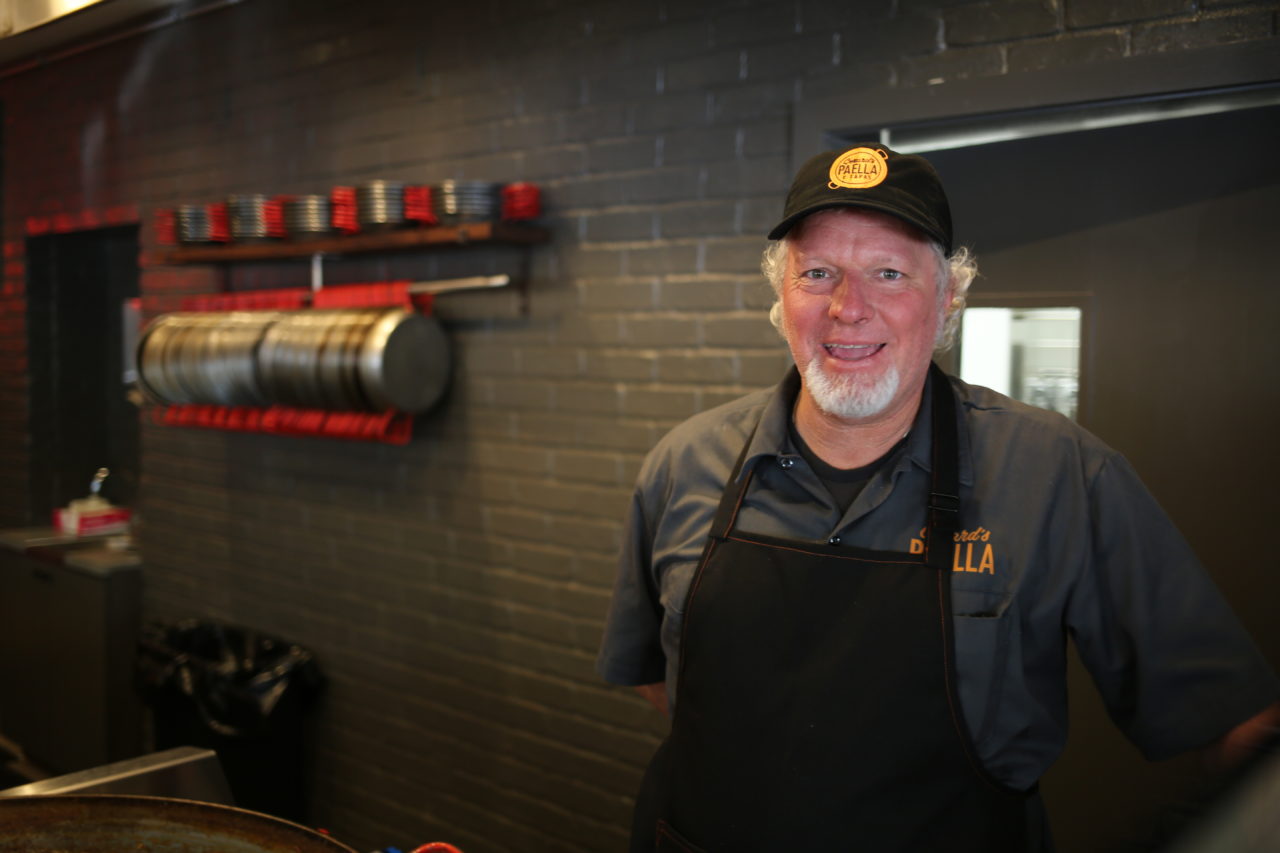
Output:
[708,363,963,563]
[708,421,760,540]
[925,363,961,572]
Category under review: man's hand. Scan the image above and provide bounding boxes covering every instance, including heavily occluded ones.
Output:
[634,682,669,716]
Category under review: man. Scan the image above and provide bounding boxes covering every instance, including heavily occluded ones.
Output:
[596,145,1280,851]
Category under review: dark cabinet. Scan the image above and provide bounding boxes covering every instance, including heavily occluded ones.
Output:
[0,530,142,775]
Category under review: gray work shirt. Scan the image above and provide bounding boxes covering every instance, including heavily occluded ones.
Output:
[597,368,1279,790]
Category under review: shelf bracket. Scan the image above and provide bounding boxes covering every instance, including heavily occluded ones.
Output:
[310,252,325,292]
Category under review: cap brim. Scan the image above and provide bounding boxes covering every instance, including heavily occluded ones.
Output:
[768,200,949,250]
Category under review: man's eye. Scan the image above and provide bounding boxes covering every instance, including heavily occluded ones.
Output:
[878,269,903,281]
[803,269,830,280]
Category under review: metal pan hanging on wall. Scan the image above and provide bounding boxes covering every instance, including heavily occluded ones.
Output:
[356,308,450,413]
[314,309,383,411]
[256,311,326,409]
[136,314,185,403]
[258,311,328,409]
[207,312,281,406]
[138,313,217,406]
[137,312,281,407]
[136,307,451,415]
[170,315,219,404]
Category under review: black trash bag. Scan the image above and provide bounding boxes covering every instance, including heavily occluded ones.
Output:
[136,620,324,737]
[136,619,325,821]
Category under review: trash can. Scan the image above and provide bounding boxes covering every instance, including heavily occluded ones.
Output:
[136,619,324,822]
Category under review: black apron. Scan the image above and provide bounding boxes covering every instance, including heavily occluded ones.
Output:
[631,365,1031,852]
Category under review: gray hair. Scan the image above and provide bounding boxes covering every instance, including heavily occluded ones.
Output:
[760,235,977,353]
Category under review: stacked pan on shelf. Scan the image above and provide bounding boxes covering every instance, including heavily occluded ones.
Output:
[354,180,405,229]
[174,205,216,243]
[432,180,499,223]
[227,194,271,240]
[166,180,541,243]
[282,195,332,238]
[136,309,450,414]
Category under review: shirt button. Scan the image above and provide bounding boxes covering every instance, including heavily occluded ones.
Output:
[779,457,795,469]
[828,536,841,546]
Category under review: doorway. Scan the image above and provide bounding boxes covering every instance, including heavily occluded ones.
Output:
[915,103,1280,851]
[25,225,140,521]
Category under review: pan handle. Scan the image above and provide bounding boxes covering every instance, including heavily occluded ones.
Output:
[409,844,465,853]
[407,274,508,295]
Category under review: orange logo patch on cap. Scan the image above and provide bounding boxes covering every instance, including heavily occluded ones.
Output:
[828,147,889,190]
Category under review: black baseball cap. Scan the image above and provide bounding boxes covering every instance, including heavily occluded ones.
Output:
[768,144,953,253]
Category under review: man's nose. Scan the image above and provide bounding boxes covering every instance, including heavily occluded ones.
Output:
[829,278,872,324]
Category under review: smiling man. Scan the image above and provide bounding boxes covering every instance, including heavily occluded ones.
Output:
[597,146,1279,852]
[777,206,946,467]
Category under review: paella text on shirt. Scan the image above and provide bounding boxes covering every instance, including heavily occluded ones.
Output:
[909,526,996,574]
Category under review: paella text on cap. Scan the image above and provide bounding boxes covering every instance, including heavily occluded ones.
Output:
[828,147,889,190]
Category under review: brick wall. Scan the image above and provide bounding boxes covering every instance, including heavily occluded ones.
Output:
[0,0,1276,850]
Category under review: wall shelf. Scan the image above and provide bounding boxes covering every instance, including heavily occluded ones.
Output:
[151,220,549,264]
[148,218,547,311]
[138,219,549,444]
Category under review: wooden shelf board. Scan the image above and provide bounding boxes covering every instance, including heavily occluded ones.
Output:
[152,221,549,263]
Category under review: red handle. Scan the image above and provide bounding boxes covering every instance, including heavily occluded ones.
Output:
[410,845,464,853]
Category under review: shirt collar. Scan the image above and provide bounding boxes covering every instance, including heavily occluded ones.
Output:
[739,364,975,488]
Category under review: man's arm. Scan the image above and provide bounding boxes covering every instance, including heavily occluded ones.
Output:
[1068,453,1280,761]
[597,486,669,691]
[634,682,669,716]
[1205,701,1280,772]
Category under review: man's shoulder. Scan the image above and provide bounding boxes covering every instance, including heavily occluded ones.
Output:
[660,385,775,449]
[949,375,1116,463]
[952,377,1065,420]
[638,385,777,486]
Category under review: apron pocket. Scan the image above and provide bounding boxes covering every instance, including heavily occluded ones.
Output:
[656,819,708,853]
[953,590,1017,747]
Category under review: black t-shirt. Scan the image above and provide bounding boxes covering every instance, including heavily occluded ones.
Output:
[787,418,904,513]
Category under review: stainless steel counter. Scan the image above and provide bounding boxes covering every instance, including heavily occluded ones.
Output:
[0,746,232,804]
[0,526,140,576]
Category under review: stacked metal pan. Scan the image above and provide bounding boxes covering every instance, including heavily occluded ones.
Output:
[432,180,500,223]
[355,181,405,229]
[136,313,277,406]
[227,195,272,240]
[137,309,450,414]
[162,179,540,246]
[283,195,332,239]
[175,205,216,243]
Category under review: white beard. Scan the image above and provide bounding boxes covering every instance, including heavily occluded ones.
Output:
[800,358,901,420]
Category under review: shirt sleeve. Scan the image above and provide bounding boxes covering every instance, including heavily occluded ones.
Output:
[1066,452,1280,760]
[596,485,667,686]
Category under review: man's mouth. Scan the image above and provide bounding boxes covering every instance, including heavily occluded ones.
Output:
[823,343,885,362]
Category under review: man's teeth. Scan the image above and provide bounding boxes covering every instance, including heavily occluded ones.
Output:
[825,343,881,360]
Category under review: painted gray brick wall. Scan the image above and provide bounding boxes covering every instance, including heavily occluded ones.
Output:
[1,0,1277,850]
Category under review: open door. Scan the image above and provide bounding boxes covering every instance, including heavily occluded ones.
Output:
[26,225,140,522]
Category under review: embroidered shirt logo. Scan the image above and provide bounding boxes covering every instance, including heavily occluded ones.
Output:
[828,147,889,190]
[910,526,996,574]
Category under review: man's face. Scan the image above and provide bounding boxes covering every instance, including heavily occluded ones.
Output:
[779,208,948,424]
